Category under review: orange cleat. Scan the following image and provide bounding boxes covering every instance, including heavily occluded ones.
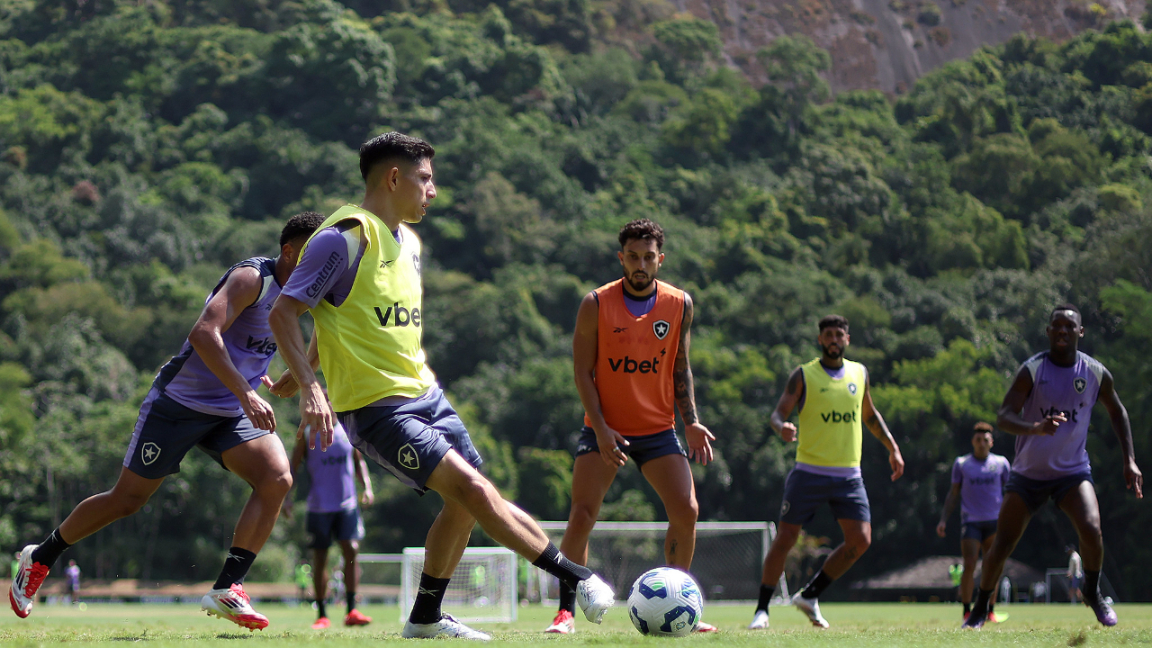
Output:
[694,621,718,633]
[344,609,372,626]
[311,617,331,630]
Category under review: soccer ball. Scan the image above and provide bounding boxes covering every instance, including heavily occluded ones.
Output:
[627,567,704,637]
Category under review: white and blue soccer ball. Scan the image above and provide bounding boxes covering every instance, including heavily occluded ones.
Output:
[627,567,704,637]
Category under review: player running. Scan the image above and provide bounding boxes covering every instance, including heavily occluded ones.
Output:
[269,132,614,641]
[9,213,326,629]
[544,219,716,635]
[286,421,374,629]
[962,304,1143,629]
[748,315,904,630]
[937,422,1010,622]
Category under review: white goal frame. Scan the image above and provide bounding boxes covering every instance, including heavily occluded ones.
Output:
[389,547,518,623]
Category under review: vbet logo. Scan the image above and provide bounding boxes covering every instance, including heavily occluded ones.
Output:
[374,302,421,327]
[608,354,661,374]
[821,410,857,424]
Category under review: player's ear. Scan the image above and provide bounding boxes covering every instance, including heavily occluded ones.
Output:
[617,250,625,265]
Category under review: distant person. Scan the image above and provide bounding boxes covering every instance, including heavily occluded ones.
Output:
[962,305,1143,629]
[545,219,716,635]
[9,213,327,629]
[64,560,80,604]
[748,315,904,630]
[999,576,1012,605]
[269,132,614,640]
[1066,546,1083,603]
[287,421,374,629]
[937,422,1010,622]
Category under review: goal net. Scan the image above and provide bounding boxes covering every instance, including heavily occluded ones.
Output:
[529,521,788,604]
[393,547,518,623]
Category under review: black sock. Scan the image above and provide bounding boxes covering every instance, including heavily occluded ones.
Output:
[317,599,327,619]
[963,602,971,615]
[801,571,833,599]
[988,603,994,615]
[756,584,775,612]
[1083,569,1100,600]
[346,590,356,612]
[558,581,577,614]
[409,573,450,624]
[31,529,71,569]
[212,547,257,590]
[532,543,593,590]
[968,588,992,622]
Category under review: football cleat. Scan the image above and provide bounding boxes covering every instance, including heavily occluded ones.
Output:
[544,609,576,634]
[988,611,1009,623]
[344,608,372,626]
[1085,596,1118,627]
[311,616,331,630]
[694,621,718,633]
[201,583,269,631]
[748,609,770,630]
[576,574,615,624]
[792,593,830,629]
[9,545,49,619]
[961,608,987,630]
[402,613,491,640]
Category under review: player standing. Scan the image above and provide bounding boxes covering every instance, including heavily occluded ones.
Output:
[9,213,326,629]
[962,305,1143,629]
[1066,545,1083,603]
[543,219,716,635]
[936,422,1010,621]
[748,315,904,630]
[287,421,374,629]
[269,132,614,641]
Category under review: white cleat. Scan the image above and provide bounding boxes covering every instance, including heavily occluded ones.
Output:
[200,583,269,631]
[544,609,576,634]
[9,545,49,619]
[402,613,491,640]
[792,593,830,628]
[748,609,769,629]
[576,574,615,624]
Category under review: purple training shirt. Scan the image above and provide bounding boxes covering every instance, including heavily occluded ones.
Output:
[305,423,358,513]
[1013,351,1105,480]
[952,452,1010,522]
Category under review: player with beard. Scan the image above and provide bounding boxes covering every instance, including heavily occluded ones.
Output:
[544,218,716,635]
[962,304,1142,629]
[748,315,903,630]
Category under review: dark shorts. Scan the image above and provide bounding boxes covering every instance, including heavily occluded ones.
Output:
[1070,576,1082,589]
[574,427,686,467]
[780,468,871,526]
[306,508,365,549]
[123,388,270,479]
[1006,471,1094,514]
[961,519,998,542]
[338,385,482,495]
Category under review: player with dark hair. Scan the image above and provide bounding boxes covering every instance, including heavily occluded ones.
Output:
[10,212,328,629]
[269,131,614,641]
[937,422,1010,622]
[543,218,716,635]
[962,305,1142,629]
[748,315,904,630]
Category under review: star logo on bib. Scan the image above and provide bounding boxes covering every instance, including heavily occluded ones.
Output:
[848,383,858,395]
[398,443,420,471]
[653,320,670,340]
[1074,377,1086,393]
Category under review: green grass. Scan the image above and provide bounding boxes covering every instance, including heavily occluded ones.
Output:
[2,602,1149,646]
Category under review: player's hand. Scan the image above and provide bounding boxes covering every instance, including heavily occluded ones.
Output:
[685,422,715,466]
[595,426,630,468]
[361,488,375,506]
[889,448,904,481]
[779,421,798,443]
[936,521,946,538]
[269,369,300,398]
[1034,414,1066,436]
[241,380,277,431]
[1125,460,1143,499]
[299,383,335,451]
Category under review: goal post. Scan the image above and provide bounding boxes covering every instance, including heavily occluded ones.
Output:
[393,547,518,623]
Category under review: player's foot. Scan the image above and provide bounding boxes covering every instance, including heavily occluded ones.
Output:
[694,621,718,632]
[748,610,769,629]
[792,593,830,629]
[311,617,331,630]
[9,545,49,619]
[1085,595,1118,627]
[961,609,986,629]
[344,609,372,626]
[200,583,269,631]
[988,611,1009,623]
[544,609,576,634]
[576,574,614,624]
[402,613,491,640]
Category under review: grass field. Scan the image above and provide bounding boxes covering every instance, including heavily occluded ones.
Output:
[2,601,1149,647]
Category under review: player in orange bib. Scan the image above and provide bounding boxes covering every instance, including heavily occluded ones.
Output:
[544,218,717,634]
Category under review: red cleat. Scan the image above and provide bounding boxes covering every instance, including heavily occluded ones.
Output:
[344,609,372,626]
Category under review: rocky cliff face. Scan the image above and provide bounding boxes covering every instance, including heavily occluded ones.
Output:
[671,0,1146,91]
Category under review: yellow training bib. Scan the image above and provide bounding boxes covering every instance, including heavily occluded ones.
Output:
[795,358,867,468]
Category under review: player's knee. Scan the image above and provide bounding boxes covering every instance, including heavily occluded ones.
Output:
[112,490,151,518]
[260,468,293,499]
[667,498,699,527]
[455,473,498,511]
[568,503,599,533]
[848,532,871,554]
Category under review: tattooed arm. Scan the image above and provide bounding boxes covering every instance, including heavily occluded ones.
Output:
[675,292,715,465]
[770,367,804,442]
[861,372,904,481]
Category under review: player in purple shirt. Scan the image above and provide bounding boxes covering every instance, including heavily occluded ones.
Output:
[963,304,1143,629]
[937,422,1010,621]
[9,213,326,630]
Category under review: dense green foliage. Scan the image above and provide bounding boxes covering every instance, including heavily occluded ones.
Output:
[0,0,1150,600]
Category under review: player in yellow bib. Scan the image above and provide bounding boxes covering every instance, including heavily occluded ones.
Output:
[748,315,904,630]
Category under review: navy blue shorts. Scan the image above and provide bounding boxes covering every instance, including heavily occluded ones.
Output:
[1006,471,1094,514]
[338,385,482,495]
[961,519,998,542]
[780,469,871,526]
[123,388,269,479]
[306,508,365,549]
[574,427,686,467]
